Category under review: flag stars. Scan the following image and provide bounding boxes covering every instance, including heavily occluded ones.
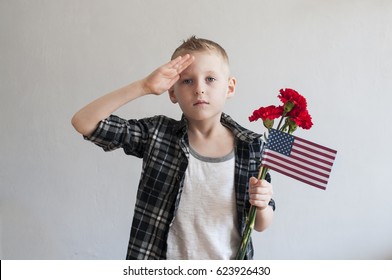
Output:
[267,129,294,156]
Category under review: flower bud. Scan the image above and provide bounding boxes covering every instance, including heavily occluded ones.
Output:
[284,101,295,113]
[287,118,298,134]
[263,119,274,129]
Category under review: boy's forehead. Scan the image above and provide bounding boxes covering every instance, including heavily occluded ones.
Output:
[181,50,230,75]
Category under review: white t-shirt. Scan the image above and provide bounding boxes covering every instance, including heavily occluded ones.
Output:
[166,146,240,259]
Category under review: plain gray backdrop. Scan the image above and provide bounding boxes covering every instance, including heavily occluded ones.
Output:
[1,0,391,259]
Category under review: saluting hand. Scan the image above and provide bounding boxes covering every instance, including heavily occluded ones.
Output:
[142,54,194,95]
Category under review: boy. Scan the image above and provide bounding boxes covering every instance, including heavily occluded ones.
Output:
[72,36,275,260]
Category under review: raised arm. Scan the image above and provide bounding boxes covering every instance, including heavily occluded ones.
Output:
[71,54,194,136]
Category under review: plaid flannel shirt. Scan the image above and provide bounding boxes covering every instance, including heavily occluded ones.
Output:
[85,112,274,260]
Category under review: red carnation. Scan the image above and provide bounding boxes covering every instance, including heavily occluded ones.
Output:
[290,109,313,130]
[278,88,307,113]
[249,105,283,122]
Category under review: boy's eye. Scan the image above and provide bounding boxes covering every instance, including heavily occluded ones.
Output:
[182,79,193,84]
[206,77,216,82]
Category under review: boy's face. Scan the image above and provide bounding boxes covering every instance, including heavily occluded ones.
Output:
[169,50,236,122]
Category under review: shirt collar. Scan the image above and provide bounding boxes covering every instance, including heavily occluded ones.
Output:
[175,113,261,143]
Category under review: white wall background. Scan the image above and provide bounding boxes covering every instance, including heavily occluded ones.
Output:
[1,0,392,260]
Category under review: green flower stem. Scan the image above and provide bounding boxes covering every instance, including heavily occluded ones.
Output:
[280,122,289,133]
[235,166,269,259]
[276,115,285,131]
[276,111,289,131]
[235,204,257,259]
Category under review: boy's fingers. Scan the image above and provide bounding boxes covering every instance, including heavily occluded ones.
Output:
[249,186,269,195]
[249,178,273,195]
[175,55,194,73]
[249,176,258,185]
[168,55,185,67]
[169,54,190,66]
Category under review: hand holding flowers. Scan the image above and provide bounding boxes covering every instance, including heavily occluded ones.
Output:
[249,177,273,211]
[248,177,274,232]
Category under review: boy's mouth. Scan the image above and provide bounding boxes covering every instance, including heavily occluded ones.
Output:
[193,100,209,106]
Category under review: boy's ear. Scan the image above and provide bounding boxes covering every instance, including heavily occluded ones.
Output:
[226,76,236,99]
[168,88,178,104]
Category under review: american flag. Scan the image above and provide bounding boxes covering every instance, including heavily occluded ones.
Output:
[261,129,337,190]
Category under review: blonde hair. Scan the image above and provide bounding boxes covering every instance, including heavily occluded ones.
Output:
[171,36,229,64]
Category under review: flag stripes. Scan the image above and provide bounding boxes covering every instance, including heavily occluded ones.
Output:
[261,129,337,190]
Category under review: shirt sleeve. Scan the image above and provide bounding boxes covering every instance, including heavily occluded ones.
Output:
[83,114,149,158]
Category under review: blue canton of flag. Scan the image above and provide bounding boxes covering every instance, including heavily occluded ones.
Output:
[267,129,294,156]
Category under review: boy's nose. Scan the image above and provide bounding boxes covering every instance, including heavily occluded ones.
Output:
[194,81,205,95]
